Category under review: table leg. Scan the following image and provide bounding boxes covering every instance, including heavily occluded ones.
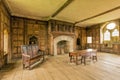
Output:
[84,56,86,65]
[76,55,78,65]
[70,56,72,62]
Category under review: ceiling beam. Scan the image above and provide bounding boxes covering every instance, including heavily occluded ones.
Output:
[75,6,120,24]
[51,0,74,17]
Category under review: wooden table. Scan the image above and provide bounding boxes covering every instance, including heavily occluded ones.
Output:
[69,49,97,65]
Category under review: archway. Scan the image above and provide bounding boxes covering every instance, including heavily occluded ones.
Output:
[29,36,38,44]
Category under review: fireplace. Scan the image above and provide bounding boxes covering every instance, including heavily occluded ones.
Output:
[48,20,76,55]
[57,40,69,55]
[53,35,74,55]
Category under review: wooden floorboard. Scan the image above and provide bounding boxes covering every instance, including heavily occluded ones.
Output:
[1,52,120,80]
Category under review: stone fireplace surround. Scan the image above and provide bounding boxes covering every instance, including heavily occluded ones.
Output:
[53,35,74,55]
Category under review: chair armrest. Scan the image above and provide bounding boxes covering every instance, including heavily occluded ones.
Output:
[22,54,30,58]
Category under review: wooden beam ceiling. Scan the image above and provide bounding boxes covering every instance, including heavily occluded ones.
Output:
[51,0,74,17]
[75,6,120,24]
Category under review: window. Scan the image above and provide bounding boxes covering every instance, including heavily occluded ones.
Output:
[103,22,119,43]
[104,30,110,41]
[112,29,119,37]
[106,23,116,30]
[87,37,92,43]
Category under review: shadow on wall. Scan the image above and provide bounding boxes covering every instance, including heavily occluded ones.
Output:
[76,38,81,50]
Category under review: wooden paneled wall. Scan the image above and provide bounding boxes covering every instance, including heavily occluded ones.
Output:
[86,25,100,51]
[86,19,120,53]
[11,17,24,58]
[75,27,86,50]
[0,1,10,68]
[11,17,48,58]
[25,19,48,51]
[1,1,120,66]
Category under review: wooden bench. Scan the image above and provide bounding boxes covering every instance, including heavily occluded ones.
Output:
[21,44,45,69]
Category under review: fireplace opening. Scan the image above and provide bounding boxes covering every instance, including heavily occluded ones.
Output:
[53,35,74,55]
[57,40,69,55]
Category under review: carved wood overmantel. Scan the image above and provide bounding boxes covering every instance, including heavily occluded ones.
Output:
[48,19,76,55]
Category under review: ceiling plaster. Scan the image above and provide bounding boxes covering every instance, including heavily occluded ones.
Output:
[4,0,120,27]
